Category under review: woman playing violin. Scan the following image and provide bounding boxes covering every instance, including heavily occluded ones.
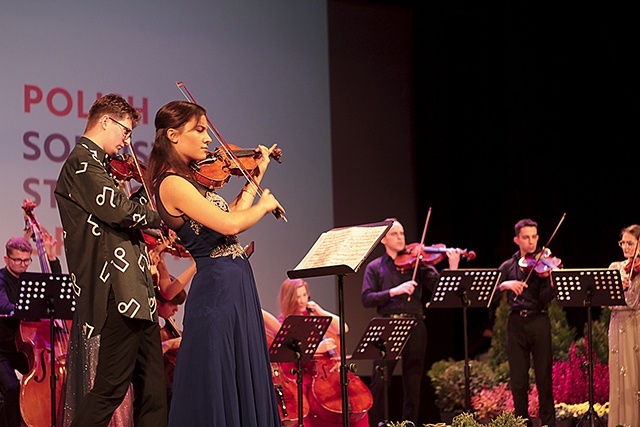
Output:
[361,218,461,426]
[276,278,370,427]
[146,100,283,427]
[607,224,640,427]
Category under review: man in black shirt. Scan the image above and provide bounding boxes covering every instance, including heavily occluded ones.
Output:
[497,218,556,427]
[0,235,61,427]
[361,218,460,426]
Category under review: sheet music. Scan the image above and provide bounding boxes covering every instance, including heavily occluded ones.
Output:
[293,223,390,273]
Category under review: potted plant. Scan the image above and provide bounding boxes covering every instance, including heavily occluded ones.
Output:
[427,358,504,422]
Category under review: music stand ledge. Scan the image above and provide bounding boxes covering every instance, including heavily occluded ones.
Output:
[551,268,624,427]
[287,220,393,426]
[14,272,75,427]
[350,317,416,426]
[269,314,332,427]
[428,268,502,411]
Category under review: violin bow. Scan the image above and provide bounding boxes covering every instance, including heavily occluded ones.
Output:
[408,207,432,302]
[522,212,567,286]
[176,81,287,222]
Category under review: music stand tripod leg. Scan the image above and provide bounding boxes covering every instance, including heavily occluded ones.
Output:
[575,301,604,427]
[381,361,389,427]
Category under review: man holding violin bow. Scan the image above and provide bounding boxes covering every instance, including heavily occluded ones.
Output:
[497,218,557,427]
[361,218,462,427]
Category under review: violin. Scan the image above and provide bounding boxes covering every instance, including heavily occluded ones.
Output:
[518,248,563,278]
[623,257,640,278]
[143,228,190,259]
[394,242,476,272]
[190,144,282,190]
[108,153,146,183]
[177,81,286,221]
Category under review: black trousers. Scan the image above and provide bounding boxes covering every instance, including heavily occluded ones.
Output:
[0,351,26,427]
[71,293,167,427]
[368,319,426,426]
[506,313,556,427]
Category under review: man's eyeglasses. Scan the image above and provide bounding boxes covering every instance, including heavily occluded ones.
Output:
[107,117,132,139]
[618,240,637,248]
[8,256,32,265]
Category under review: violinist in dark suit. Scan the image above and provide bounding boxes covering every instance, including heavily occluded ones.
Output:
[0,235,61,427]
[361,218,460,427]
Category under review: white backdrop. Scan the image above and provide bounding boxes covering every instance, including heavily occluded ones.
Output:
[0,0,335,326]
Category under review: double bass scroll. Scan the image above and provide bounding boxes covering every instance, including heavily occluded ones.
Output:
[19,198,72,427]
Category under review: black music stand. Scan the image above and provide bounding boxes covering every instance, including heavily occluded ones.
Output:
[288,220,392,426]
[551,268,624,427]
[269,315,332,427]
[350,317,416,427]
[427,269,502,411]
[14,272,75,427]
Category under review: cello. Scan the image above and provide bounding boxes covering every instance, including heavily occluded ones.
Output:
[18,199,71,427]
[308,331,373,425]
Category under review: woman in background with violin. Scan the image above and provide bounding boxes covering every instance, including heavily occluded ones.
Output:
[361,218,462,427]
[150,237,196,417]
[607,224,640,427]
[276,278,371,427]
[146,100,283,427]
[156,288,186,415]
[497,218,557,427]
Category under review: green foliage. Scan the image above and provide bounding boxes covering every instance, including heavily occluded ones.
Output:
[484,412,529,427]
[451,412,480,427]
[548,299,575,361]
[427,359,500,412]
[575,307,610,364]
[487,298,509,368]
[424,411,529,427]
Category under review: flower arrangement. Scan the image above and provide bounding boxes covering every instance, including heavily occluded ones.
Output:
[422,411,528,427]
[427,299,612,424]
[552,341,609,404]
[554,402,609,422]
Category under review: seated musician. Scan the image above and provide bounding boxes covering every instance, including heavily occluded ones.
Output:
[156,288,187,413]
[276,278,370,427]
[0,235,61,427]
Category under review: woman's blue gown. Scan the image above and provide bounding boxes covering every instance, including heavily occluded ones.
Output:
[159,181,280,427]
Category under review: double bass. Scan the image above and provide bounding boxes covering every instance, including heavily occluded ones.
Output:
[18,199,71,427]
[265,331,309,426]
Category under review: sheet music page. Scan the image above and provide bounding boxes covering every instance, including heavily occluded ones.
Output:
[293,224,389,272]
